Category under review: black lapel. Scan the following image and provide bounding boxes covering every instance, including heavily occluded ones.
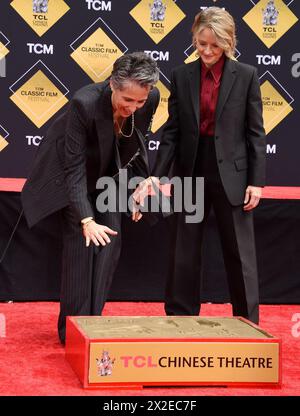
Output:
[215,58,237,122]
[188,59,201,128]
[94,82,115,174]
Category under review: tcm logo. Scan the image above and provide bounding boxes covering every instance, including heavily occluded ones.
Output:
[256,55,281,66]
[144,50,169,61]
[86,0,112,11]
[291,313,300,338]
[27,43,54,55]
[26,135,43,146]
[291,53,300,78]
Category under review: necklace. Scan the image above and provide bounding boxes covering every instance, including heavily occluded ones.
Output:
[114,113,135,138]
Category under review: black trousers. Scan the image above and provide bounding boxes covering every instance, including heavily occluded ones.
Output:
[164,137,259,324]
[58,206,122,343]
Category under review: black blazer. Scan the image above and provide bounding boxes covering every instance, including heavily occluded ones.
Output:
[22,81,160,227]
[152,58,266,206]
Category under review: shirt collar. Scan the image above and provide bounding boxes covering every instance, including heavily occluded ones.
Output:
[201,54,225,83]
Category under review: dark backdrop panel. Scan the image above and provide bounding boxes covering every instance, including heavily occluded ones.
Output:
[1,192,300,304]
[0,192,62,299]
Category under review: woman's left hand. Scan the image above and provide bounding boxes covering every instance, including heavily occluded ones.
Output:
[131,176,160,222]
[243,186,262,211]
[82,220,118,247]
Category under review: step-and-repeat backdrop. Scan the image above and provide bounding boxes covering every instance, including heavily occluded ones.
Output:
[0,0,299,185]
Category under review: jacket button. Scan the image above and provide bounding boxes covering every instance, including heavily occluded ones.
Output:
[215,136,219,140]
[55,179,61,185]
[218,159,223,164]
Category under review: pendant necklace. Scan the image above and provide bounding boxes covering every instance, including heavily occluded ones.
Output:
[115,113,135,138]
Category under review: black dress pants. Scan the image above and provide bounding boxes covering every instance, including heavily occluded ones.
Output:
[58,206,122,344]
[164,137,259,324]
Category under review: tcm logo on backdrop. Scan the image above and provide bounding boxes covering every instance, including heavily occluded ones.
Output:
[256,55,281,65]
[130,0,185,44]
[259,70,294,134]
[10,0,69,36]
[70,17,128,82]
[27,43,54,55]
[86,0,112,11]
[243,0,298,48]
[9,60,69,128]
[144,50,170,62]
[26,135,44,146]
[0,124,9,153]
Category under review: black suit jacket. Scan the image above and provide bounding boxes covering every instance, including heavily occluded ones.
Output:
[152,58,266,206]
[22,81,160,227]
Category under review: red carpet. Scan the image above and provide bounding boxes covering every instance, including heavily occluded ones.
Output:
[1,178,300,200]
[0,302,299,396]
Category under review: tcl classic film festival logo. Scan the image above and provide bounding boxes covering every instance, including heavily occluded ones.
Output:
[260,71,294,134]
[9,61,69,128]
[70,18,128,82]
[243,0,298,48]
[130,0,185,44]
[10,0,70,36]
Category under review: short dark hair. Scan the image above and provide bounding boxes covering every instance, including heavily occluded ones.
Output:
[110,52,159,90]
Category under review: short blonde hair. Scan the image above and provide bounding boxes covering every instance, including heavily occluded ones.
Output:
[192,7,237,59]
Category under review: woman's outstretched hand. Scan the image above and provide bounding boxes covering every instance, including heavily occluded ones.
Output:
[82,221,118,247]
[131,176,160,222]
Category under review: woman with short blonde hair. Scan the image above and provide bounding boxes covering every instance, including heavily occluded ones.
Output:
[192,7,237,59]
